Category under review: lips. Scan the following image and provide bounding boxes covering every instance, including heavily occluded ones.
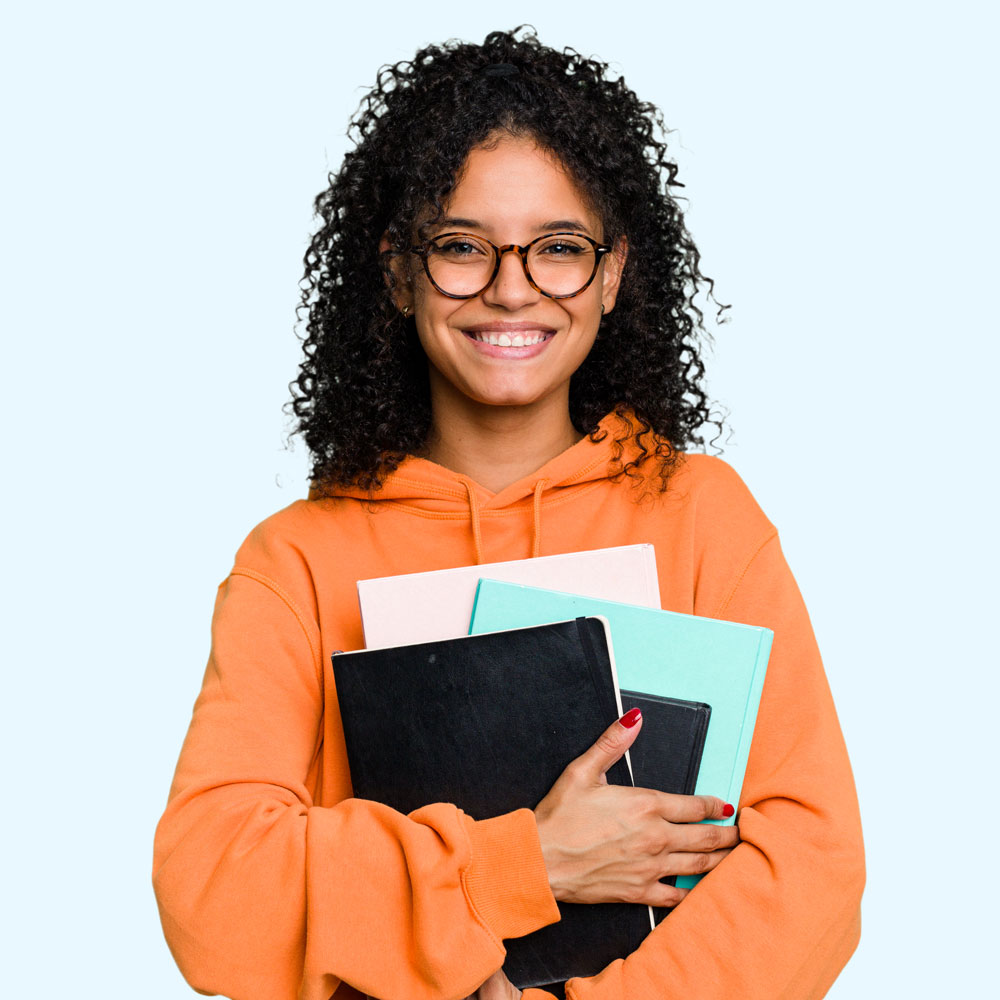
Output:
[461,325,556,358]
[467,330,552,347]
[461,320,557,353]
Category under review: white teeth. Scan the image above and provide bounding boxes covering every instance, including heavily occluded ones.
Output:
[472,331,548,346]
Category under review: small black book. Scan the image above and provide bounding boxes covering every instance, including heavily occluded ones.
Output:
[619,689,711,924]
[331,617,650,989]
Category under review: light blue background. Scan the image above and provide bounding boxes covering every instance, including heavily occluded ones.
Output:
[3,1,996,995]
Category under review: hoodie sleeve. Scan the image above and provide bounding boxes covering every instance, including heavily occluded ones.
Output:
[562,533,865,1000]
[152,569,560,1000]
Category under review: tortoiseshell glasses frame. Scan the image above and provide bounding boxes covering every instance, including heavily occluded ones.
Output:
[409,231,612,300]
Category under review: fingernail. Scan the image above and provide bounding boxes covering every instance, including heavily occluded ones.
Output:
[722,803,735,818]
[619,708,641,728]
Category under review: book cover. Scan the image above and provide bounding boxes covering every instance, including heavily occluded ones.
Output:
[330,618,651,988]
[468,580,773,890]
[357,544,659,649]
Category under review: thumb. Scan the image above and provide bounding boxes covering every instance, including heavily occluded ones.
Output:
[571,707,643,784]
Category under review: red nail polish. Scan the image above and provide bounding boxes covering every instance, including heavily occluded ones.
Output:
[619,708,641,728]
[722,803,735,818]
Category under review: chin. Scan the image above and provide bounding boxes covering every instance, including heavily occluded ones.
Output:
[469,381,549,409]
[473,394,542,410]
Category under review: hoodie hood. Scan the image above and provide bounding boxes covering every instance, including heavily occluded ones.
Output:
[308,410,664,564]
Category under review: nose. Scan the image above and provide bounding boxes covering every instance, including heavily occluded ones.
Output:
[480,247,541,310]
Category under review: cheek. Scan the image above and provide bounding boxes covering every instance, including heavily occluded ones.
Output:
[566,301,603,350]
[412,279,460,327]
[412,311,462,371]
[412,322,440,367]
[572,330,600,368]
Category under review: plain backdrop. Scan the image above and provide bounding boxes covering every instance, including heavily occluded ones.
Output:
[3,1,997,996]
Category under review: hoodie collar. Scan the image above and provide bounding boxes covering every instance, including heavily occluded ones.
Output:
[309,409,659,563]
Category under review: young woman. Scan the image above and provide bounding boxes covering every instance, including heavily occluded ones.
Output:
[153,28,864,1000]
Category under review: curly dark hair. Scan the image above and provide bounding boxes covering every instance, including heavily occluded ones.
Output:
[290,26,726,493]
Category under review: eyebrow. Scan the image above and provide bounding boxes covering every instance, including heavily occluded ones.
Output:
[434,216,595,235]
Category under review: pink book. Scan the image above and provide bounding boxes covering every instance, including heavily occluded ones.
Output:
[358,544,660,649]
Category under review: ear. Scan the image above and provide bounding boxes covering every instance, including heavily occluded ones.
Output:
[600,236,628,315]
[380,233,414,315]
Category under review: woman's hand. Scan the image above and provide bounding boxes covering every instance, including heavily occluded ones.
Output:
[464,968,521,1000]
[533,710,739,909]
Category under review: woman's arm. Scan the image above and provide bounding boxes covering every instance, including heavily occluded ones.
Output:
[153,570,561,1000]
[560,533,865,999]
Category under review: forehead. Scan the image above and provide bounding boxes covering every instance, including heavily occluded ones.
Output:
[442,134,601,237]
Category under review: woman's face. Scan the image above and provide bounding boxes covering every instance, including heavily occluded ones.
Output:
[398,135,626,414]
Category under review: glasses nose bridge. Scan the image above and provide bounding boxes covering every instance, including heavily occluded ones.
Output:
[490,241,535,290]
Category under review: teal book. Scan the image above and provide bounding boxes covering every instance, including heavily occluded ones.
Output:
[469,580,773,889]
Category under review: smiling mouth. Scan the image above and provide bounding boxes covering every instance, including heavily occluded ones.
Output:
[464,330,554,347]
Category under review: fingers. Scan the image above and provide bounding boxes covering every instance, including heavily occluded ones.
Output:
[647,882,689,909]
[563,708,644,785]
[469,968,520,1000]
[625,848,735,908]
[662,818,741,853]
[651,791,736,824]
[659,846,736,877]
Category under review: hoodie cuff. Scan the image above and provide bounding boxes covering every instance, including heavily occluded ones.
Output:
[462,808,561,941]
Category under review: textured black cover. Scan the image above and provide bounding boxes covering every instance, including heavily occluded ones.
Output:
[331,618,649,988]
[619,689,711,924]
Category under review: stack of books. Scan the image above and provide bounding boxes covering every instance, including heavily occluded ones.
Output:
[332,546,772,991]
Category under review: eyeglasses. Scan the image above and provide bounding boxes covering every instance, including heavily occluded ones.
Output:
[409,232,612,300]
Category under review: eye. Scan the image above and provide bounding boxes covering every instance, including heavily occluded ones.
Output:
[536,237,588,257]
[432,237,489,258]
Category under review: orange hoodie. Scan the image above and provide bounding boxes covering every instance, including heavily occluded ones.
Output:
[153,412,865,1000]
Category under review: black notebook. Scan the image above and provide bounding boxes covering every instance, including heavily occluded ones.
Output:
[619,689,711,924]
[331,617,651,989]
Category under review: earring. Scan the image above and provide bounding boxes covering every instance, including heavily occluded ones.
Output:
[401,305,411,317]
[600,304,605,315]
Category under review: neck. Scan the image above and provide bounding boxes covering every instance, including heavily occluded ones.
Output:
[421,379,582,494]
